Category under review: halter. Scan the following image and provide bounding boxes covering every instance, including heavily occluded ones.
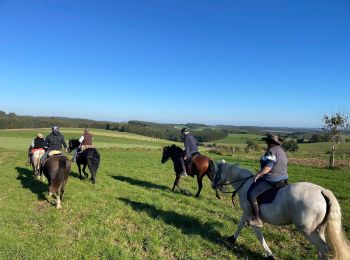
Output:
[213,164,253,207]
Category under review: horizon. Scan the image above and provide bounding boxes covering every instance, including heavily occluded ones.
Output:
[0,109,322,129]
[1,1,349,128]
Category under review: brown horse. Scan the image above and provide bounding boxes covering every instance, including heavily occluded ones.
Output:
[161,144,220,198]
[41,155,71,209]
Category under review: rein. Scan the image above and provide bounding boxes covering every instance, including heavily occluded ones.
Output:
[214,165,253,207]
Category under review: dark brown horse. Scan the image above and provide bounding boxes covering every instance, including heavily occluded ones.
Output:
[67,139,100,184]
[161,144,220,198]
[41,155,71,209]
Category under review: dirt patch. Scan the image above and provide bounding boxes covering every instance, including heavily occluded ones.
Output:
[289,158,350,168]
[34,200,50,212]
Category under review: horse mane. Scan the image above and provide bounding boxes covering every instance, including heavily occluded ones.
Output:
[69,139,80,148]
[169,144,184,155]
[234,165,254,177]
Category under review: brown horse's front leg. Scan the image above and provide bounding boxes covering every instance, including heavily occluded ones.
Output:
[172,174,180,191]
[195,175,203,198]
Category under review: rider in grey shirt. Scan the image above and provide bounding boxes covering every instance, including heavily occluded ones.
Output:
[247,134,288,228]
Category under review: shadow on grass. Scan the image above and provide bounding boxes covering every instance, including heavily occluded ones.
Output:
[118,198,264,259]
[15,167,47,201]
[112,175,171,191]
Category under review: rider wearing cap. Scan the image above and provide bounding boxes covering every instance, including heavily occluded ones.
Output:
[25,133,46,166]
[247,134,288,227]
[40,126,67,164]
[72,128,94,162]
[180,127,199,177]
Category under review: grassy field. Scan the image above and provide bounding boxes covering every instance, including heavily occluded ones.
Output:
[216,133,350,158]
[0,129,349,259]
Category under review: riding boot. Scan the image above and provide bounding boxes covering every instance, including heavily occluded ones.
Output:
[179,158,187,177]
[249,199,263,227]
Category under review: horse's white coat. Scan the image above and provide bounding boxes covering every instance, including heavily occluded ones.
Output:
[212,162,350,260]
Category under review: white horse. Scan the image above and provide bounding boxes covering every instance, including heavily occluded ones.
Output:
[31,149,45,179]
[211,161,350,260]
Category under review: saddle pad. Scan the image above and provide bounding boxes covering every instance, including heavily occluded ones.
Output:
[257,181,288,205]
[49,150,62,157]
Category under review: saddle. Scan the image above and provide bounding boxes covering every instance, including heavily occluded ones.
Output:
[185,152,201,177]
[257,180,289,205]
[49,150,62,157]
[42,150,62,167]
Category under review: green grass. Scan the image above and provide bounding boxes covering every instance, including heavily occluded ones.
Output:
[216,134,265,145]
[0,129,350,259]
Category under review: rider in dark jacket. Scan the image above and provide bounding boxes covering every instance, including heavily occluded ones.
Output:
[179,128,198,176]
[40,126,67,164]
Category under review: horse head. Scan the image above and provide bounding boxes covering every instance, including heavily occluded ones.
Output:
[67,139,80,153]
[161,146,171,163]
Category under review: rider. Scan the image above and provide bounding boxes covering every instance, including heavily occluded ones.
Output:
[25,133,46,166]
[247,134,288,227]
[180,127,199,177]
[40,126,67,164]
[72,128,94,162]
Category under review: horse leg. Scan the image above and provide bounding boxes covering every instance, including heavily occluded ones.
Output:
[56,191,62,209]
[60,186,65,202]
[195,175,203,198]
[83,164,88,178]
[77,164,83,179]
[226,214,248,246]
[172,174,180,191]
[251,226,274,259]
[304,231,329,260]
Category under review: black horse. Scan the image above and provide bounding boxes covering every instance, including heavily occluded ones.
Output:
[161,144,220,198]
[41,155,71,209]
[67,139,100,184]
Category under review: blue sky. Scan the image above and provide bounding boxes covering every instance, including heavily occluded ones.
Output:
[0,0,349,127]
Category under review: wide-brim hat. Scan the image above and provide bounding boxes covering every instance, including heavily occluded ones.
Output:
[37,133,44,138]
[262,134,283,145]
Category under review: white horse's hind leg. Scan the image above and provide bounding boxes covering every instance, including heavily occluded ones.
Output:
[305,231,329,260]
[252,226,274,259]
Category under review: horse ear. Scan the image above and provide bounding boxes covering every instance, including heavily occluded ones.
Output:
[171,144,176,147]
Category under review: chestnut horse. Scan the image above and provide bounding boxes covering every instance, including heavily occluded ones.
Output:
[41,155,71,209]
[161,144,220,198]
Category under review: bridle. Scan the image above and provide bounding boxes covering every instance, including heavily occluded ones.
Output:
[213,163,253,206]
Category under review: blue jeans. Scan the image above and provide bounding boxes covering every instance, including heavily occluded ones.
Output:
[247,178,274,201]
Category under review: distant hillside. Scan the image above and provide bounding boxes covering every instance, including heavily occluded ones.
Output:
[0,110,323,142]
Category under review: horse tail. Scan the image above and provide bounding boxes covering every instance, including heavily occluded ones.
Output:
[321,189,350,260]
[50,157,67,194]
[207,160,217,180]
[87,149,100,176]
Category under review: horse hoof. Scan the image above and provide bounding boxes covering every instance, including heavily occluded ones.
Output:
[226,235,236,245]
[266,256,275,260]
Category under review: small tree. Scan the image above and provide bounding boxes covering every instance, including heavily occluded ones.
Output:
[283,139,299,152]
[322,112,350,168]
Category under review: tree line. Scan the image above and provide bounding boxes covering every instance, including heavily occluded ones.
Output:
[106,120,228,142]
[0,112,228,142]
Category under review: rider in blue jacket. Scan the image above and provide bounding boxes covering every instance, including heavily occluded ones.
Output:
[180,128,198,176]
